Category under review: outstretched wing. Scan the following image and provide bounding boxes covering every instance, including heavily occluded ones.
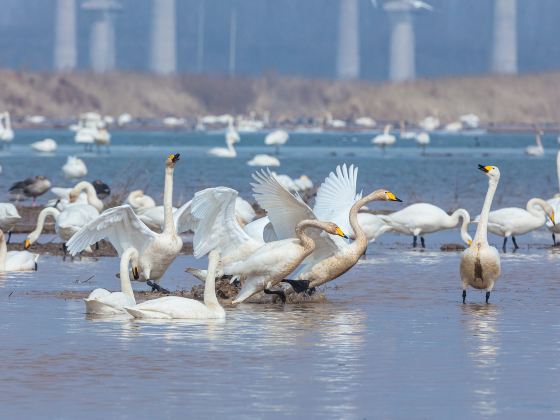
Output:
[66,205,157,256]
[313,163,361,238]
[188,187,259,259]
[173,199,194,234]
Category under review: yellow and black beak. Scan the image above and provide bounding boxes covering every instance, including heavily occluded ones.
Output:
[335,226,349,239]
[550,212,556,226]
[169,153,180,163]
[132,266,140,280]
[386,191,402,202]
[478,164,492,173]
[24,239,30,249]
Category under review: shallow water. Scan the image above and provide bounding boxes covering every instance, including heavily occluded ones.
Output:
[1,130,560,417]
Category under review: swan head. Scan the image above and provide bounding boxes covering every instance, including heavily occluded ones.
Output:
[166,153,181,167]
[24,238,31,249]
[322,222,348,239]
[478,164,500,181]
[384,191,402,202]
[92,180,111,199]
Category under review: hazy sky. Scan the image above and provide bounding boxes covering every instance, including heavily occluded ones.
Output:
[0,0,558,80]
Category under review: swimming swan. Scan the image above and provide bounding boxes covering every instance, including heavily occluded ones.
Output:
[460,165,501,304]
[0,229,38,271]
[525,129,544,157]
[379,203,472,248]
[67,154,183,293]
[208,119,239,158]
[84,247,138,315]
[125,250,225,319]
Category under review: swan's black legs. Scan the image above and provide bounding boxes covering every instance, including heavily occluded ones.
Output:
[147,280,170,294]
[34,261,38,271]
[421,236,426,248]
[264,287,286,303]
[553,233,557,245]
[95,242,99,251]
[502,237,507,253]
[512,236,519,250]
[485,291,491,304]
[462,289,466,304]
[282,279,311,294]
[7,231,11,244]
[413,236,417,248]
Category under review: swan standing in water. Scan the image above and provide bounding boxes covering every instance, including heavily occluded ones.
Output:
[265,130,289,154]
[0,203,21,243]
[67,154,183,293]
[84,247,138,315]
[476,197,555,252]
[415,132,430,154]
[62,156,88,179]
[125,250,225,319]
[460,165,501,304]
[0,229,38,271]
[525,129,544,156]
[208,119,240,158]
[378,203,472,248]
[372,125,396,153]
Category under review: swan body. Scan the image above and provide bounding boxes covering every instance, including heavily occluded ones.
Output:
[0,203,21,236]
[84,248,138,315]
[235,197,256,226]
[547,151,560,243]
[353,213,393,242]
[525,130,544,156]
[247,154,280,167]
[62,156,88,179]
[31,138,57,153]
[372,125,396,150]
[126,250,225,319]
[208,119,239,157]
[444,122,462,132]
[355,117,376,127]
[67,154,183,288]
[0,229,38,271]
[127,190,156,211]
[415,132,430,150]
[460,165,501,303]
[0,112,14,142]
[265,130,289,154]
[419,116,440,132]
[379,203,472,247]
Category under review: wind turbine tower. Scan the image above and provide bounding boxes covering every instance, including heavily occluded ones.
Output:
[336,0,360,80]
[491,0,517,74]
[150,0,176,74]
[83,0,122,73]
[54,0,77,71]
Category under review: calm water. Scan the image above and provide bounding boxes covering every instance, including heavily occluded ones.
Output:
[1,130,560,418]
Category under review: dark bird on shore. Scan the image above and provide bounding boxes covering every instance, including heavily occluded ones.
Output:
[92,180,111,199]
[9,176,51,206]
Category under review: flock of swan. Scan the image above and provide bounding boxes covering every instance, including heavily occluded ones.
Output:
[1,131,559,320]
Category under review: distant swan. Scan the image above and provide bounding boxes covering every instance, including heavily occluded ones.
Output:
[547,150,560,244]
[62,156,88,179]
[84,247,138,315]
[372,125,396,152]
[208,119,239,158]
[67,154,183,293]
[0,229,38,271]
[125,250,225,319]
[379,203,472,248]
[525,129,544,156]
[264,130,289,154]
[460,165,501,303]
[247,154,280,167]
[31,138,57,153]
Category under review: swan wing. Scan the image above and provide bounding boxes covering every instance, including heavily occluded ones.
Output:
[173,199,194,234]
[188,187,258,259]
[66,205,156,256]
[313,164,361,238]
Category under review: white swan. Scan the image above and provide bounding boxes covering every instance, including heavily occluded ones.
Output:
[265,130,289,154]
[547,150,560,244]
[379,203,472,248]
[208,119,239,158]
[67,154,183,292]
[460,165,501,304]
[372,125,396,152]
[0,229,38,271]
[31,138,57,153]
[68,181,104,212]
[235,197,256,226]
[415,132,430,153]
[127,190,156,211]
[84,247,138,315]
[525,130,544,156]
[24,204,99,252]
[62,156,88,179]
[125,250,225,319]
[0,203,21,243]
[0,111,14,142]
[247,154,280,167]
[476,197,555,252]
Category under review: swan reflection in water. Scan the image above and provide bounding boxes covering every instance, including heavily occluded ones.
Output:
[461,304,501,417]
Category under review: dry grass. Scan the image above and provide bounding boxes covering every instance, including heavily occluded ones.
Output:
[1,69,559,123]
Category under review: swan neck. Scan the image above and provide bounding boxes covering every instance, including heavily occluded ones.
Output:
[74,182,103,211]
[30,207,60,243]
[0,232,6,271]
[474,179,498,245]
[451,209,471,244]
[526,198,547,219]
[119,248,137,299]
[162,166,175,233]
[295,221,320,255]
[349,191,385,251]
[204,251,221,308]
